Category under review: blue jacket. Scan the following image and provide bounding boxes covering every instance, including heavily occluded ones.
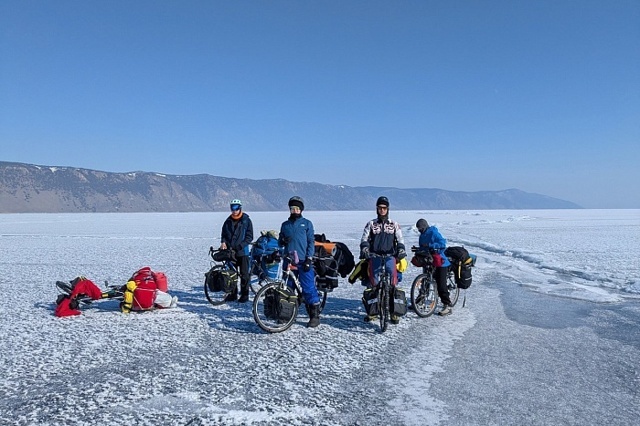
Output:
[220,213,253,257]
[279,216,315,263]
[418,225,451,267]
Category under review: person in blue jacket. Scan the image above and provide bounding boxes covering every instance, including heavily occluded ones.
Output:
[220,199,254,302]
[416,218,453,316]
[279,196,321,328]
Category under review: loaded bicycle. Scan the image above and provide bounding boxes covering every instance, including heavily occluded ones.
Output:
[409,247,460,318]
[204,246,280,306]
[252,254,330,333]
[364,253,397,333]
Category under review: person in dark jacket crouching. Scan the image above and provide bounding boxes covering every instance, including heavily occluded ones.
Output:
[279,196,321,328]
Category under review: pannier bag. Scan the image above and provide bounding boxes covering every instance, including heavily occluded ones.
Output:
[444,246,475,289]
[205,268,238,293]
[316,275,339,292]
[362,288,380,317]
[263,287,297,321]
[314,245,340,292]
[277,287,297,321]
[263,288,278,319]
[313,243,340,291]
[457,264,473,289]
[391,287,408,316]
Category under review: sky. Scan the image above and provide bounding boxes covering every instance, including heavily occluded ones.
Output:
[1,1,639,209]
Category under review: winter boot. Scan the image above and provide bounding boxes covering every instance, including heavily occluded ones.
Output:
[307,304,320,328]
[238,282,250,303]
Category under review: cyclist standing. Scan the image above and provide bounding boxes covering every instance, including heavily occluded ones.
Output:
[360,196,407,324]
[279,196,321,328]
[416,218,452,315]
[220,199,254,302]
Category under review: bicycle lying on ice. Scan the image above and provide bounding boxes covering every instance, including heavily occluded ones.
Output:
[251,254,332,333]
[56,279,124,305]
[409,247,460,318]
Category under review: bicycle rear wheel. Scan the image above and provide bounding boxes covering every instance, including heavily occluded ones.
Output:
[410,273,437,318]
[447,274,460,307]
[317,286,328,313]
[252,282,299,333]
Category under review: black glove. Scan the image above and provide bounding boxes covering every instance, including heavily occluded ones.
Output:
[280,236,291,245]
[361,247,370,259]
[396,247,407,260]
[303,258,312,272]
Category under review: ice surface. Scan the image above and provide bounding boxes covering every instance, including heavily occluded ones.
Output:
[0,209,638,425]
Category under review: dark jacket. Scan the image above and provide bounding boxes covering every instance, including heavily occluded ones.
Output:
[279,216,315,262]
[221,213,253,257]
[360,217,405,257]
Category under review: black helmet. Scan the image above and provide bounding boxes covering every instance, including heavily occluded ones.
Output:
[376,196,389,207]
[288,196,304,211]
[416,218,429,233]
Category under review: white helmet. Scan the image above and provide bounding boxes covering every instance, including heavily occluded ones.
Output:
[230,199,242,206]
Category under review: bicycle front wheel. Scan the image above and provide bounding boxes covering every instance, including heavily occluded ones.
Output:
[204,282,233,306]
[378,284,389,333]
[411,273,437,318]
[252,282,299,333]
[249,276,270,294]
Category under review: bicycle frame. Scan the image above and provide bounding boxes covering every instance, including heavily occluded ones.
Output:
[368,253,395,332]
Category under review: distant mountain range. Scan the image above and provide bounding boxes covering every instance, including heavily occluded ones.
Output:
[0,161,581,213]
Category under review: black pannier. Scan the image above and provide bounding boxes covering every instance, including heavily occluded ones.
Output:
[445,246,474,289]
[205,268,238,293]
[263,287,297,321]
[362,288,379,317]
[391,287,408,316]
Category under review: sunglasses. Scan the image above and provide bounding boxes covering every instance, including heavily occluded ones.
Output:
[230,205,241,211]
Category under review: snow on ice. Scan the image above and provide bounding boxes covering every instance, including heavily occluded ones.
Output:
[0,209,638,425]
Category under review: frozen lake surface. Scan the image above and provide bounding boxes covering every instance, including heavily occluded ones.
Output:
[0,209,638,425]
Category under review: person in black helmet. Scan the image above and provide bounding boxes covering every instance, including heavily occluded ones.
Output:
[360,196,406,324]
[220,199,254,302]
[279,196,321,328]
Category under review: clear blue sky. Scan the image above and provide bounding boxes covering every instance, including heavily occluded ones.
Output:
[1,1,639,208]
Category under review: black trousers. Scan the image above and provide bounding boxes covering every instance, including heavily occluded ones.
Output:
[234,255,250,294]
[433,266,451,306]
